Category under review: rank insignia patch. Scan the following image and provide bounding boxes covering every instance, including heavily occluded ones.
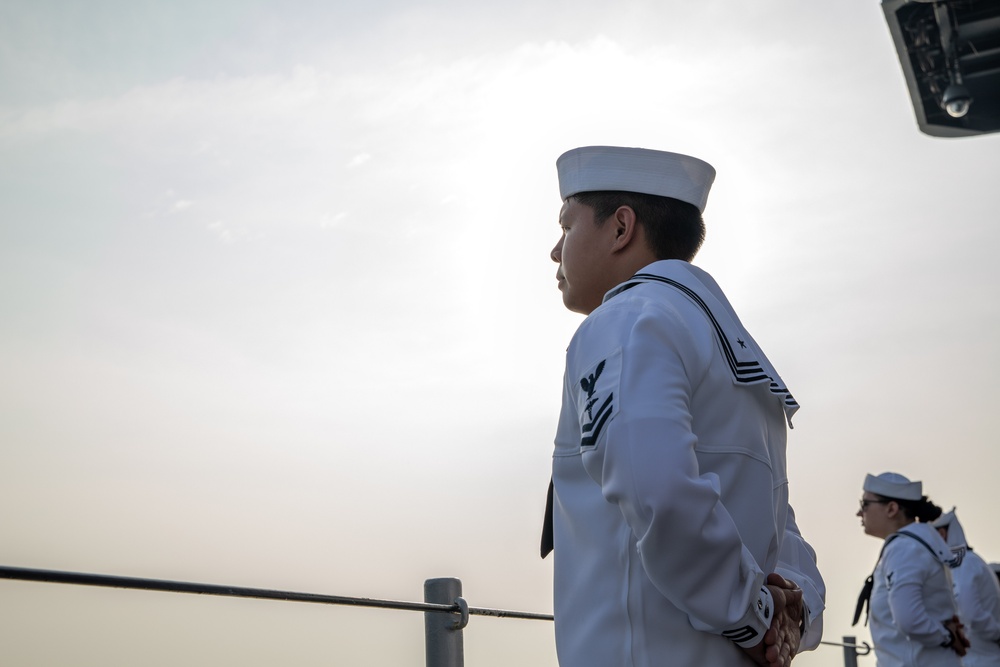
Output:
[577,349,621,450]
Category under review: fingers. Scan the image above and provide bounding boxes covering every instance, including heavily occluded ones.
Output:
[766,572,793,588]
[943,616,971,657]
[746,574,807,667]
[761,579,804,667]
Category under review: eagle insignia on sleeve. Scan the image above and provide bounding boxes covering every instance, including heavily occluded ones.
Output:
[577,353,620,450]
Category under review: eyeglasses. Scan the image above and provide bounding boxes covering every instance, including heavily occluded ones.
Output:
[859,499,891,511]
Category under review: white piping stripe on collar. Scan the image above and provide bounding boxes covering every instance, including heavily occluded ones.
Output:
[609,273,799,414]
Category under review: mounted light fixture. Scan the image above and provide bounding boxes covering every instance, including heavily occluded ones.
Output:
[881,0,1000,137]
[941,82,972,117]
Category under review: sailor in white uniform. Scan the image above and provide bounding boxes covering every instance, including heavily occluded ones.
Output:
[933,508,1000,666]
[543,146,825,667]
[853,472,968,667]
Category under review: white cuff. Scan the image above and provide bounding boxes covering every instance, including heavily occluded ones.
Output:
[722,586,773,648]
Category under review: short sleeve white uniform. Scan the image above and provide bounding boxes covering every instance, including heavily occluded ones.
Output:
[551,260,825,667]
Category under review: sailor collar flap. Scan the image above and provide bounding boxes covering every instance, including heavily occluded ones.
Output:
[893,524,956,566]
[606,262,799,424]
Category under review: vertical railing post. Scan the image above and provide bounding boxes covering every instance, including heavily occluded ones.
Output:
[842,635,859,667]
[424,577,464,667]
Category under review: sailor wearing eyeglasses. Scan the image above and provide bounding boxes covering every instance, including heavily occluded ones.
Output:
[853,472,969,667]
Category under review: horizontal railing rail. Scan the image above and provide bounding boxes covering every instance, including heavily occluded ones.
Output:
[0,565,551,621]
[821,637,872,655]
[1,564,870,666]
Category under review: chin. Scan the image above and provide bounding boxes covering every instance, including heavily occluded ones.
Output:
[560,293,583,314]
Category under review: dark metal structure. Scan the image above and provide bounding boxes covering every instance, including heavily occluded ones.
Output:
[882,0,1000,137]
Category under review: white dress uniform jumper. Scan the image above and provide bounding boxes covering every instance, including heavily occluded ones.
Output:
[861,523,963,667]
[547,259,825,667]
[933,509,1000,667]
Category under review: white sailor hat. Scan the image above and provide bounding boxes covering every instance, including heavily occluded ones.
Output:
[863,472,923,501]
[931,508,956,530]
[556,146,717,213]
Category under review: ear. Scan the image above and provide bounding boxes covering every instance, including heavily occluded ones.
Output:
[609,205,639,253]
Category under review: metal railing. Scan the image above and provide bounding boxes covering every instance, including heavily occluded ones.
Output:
[1,565,869,666]
[822,636,872,667]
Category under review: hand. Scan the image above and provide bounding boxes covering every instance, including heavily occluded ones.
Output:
[944,615,970,657]
[763,574,805,667]
[741,573,804,667]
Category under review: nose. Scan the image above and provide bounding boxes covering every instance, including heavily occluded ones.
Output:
[550,236,563,263]
[856,508,863,518]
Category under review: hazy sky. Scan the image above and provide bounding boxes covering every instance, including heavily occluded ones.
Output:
[2,1,999,666]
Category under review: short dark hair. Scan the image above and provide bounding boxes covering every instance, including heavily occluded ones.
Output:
[571,191,706,261]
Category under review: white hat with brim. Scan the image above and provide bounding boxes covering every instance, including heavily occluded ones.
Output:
[931,509,955,530]
[556,146,716,213]
[864,472,923,501]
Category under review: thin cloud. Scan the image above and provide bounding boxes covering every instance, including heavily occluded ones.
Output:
[348,153,371,167]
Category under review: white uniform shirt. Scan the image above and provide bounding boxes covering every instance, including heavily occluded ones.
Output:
[954,550,1000,667]
[937,512,1000,666]
[869,523,961,667]
[551,260,824,667]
